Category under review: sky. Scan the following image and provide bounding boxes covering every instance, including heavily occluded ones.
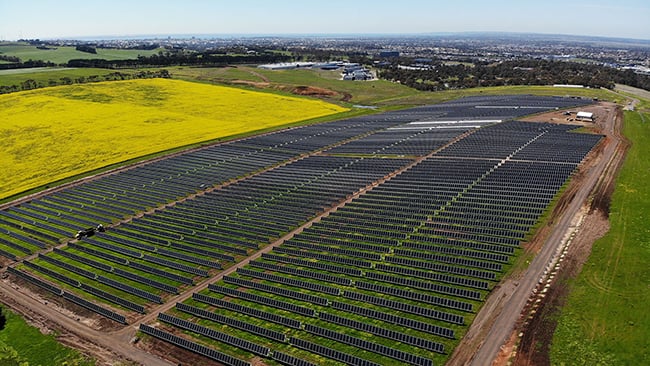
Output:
[1,0,649,41]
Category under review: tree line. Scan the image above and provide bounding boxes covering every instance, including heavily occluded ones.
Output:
[0,57,56,70]
[378,59,650,91]
[66,50,292,68]
[0,70,170,95]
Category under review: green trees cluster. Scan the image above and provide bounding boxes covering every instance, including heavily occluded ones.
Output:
[0,70,170,95]
[379,59,650,91]
[74,45,97,54]
[66,50,291,68]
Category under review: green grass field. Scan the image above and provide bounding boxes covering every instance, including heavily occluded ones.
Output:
[0,307,94,366]
[171,66,422,105]
[170,66,627,108]
[0,42,163,64]
[0,64,628,109]
[0,67,139,88]
[550,111,650,365]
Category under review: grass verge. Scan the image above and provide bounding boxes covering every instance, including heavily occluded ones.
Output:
[550,111,650,365]
[0,307,94,365]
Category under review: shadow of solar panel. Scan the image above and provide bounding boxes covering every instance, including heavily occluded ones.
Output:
[63,291,126,324]
[355,281,474,312]
[176,302,286,342]
[331,300,455,339]
[319,311,445,353]
[158,313,270,356]
[193,293,302,329]
[344,290,464,325]
[272,351,317,366]
[7,267,63,296]
[96,275,162,303]
[289,337,381,366]
[208,284,315,317]
[224,276,328,306]
[237,268,340,296]
[54,247,113,272]
[139,324,250,366]
[262,253,363,277]
[80,283,144,313]
[250,260,352,286]
[304,323,433,366]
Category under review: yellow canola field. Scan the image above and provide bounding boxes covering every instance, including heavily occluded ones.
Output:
[0,78,348,200]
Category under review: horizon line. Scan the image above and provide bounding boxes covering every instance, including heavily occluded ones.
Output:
[5,31,649,43]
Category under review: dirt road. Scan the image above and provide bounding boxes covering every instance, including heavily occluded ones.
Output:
[459,103,622,366]
[0,280,174,366]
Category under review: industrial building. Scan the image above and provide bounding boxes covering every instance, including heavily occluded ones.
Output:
[576,111,594,122]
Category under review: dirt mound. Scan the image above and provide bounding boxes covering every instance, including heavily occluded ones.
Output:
[291,85,339,98]
[229,80,271,88]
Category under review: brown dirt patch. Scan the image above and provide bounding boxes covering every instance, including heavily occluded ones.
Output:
[291,85,339,98]
[138,332,222,366]
[506,105,628,366]
[230,80,271,88]
[0,277,125,365]
[512,209,610,366]
[520,103,611,128]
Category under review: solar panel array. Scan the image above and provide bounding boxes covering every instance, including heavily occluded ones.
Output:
[147,97,599,365]
[0,94,600,365]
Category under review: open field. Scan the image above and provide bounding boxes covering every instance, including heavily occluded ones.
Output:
[550,110,650,366]
[0,42,163,64]
[0,64,630,110]
[0,78,348,200]
[0,307,94,365]
[170,66,628,107]
[172,66,425,105]
[0,67,139,88]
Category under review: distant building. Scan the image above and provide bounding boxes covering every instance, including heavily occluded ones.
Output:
[553,84,585,88]
[342,65,373,81]
[576,111,594,122]
[379,51,399,58]
[313,62,342,70]
[258,62,314,70]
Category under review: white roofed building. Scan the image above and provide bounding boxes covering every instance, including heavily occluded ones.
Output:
[576,111,594,122]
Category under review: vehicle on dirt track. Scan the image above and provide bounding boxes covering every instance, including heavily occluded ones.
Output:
[74,224,105,239]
